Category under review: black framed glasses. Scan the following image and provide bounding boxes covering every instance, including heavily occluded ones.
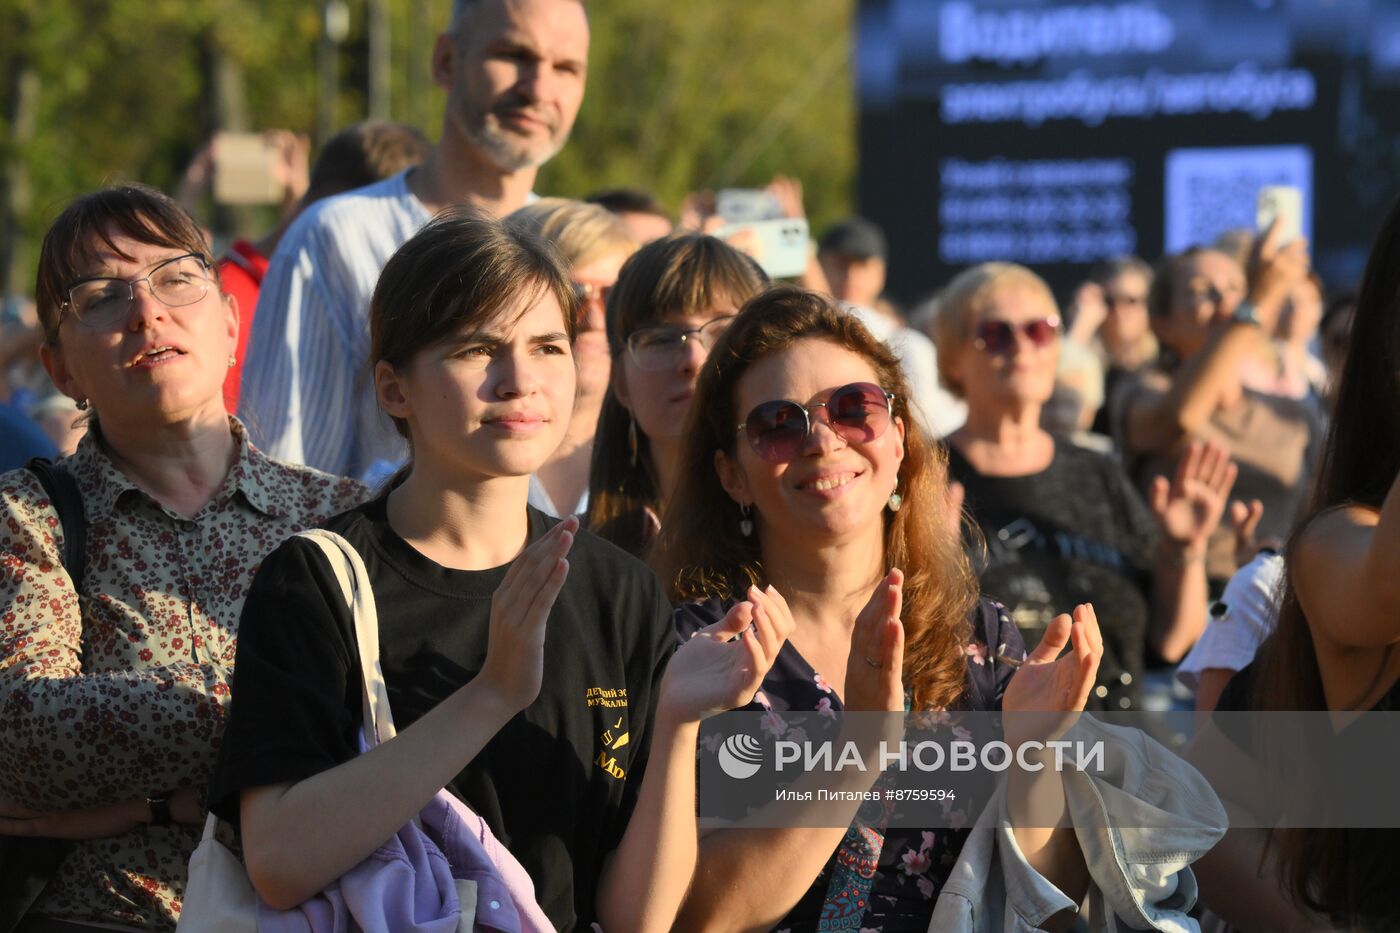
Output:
[63,254,213,329]
[972,316,1061,354]
[736,381,896,463]
[625,315,736,372]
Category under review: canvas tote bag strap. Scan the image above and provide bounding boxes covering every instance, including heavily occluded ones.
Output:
[296,529,397,745]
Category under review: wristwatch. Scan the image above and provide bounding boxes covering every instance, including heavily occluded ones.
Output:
[146,795,173,826]
[1230,300,1262,327]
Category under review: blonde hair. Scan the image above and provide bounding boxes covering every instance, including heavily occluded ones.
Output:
[929,262,1058,398]
[506,197,637,270]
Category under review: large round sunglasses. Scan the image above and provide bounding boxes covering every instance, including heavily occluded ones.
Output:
[971,315,1061,355]
[62,253,213,329]
[736,381,896,463]
[625,315,736,372]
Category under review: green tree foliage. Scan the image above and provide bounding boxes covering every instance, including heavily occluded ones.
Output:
[0,0,853,292]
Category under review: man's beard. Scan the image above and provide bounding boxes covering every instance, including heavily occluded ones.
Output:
[464,109,569,173]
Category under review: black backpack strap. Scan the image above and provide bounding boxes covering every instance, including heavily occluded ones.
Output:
[25,458,86,593]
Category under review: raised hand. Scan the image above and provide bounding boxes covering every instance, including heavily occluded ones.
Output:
[1247,218,1311,332]
[1002,604,1104,745]
[662,584,795,721]
[1065,281,1108,345]
[476,516,577,713]
[843,569,906,713]
[1229,498,1276,570]
[1150,440,1236,554]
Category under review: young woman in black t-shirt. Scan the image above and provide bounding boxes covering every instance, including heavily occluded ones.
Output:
[210,211,792,932]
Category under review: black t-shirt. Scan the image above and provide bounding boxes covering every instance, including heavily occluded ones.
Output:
[948,439,1155,710]
[208,497,676,932]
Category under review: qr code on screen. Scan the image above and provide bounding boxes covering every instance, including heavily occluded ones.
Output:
[1164,146,1312,253]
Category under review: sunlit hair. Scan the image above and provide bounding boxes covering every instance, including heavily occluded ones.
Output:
[35,184,217,345]
[928,261,1058,399]
[1248,195,1400,925]
[505,197,637,271]
[369,207,579,441]
[587,234,768,554]
[653,286,979,711]
[1088,255,1153,290]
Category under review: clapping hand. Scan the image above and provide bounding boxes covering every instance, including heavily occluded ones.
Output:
[661,584,795,721]
[477,516,577,713]
[843,569,906,713]
[1150,440,1237,555]
[1001,604,1104,747]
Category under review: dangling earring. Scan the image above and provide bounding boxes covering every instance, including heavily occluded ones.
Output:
[627,412,639,468]
[887,492,903,512]
[228,354,237,369]
[74,398,90,412]
[739,503,754,537]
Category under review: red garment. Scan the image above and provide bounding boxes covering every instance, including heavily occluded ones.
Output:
[218,239,269,413]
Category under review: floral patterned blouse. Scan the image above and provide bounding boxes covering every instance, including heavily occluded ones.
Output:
[0,419,364,930]
[676,596,1026,933]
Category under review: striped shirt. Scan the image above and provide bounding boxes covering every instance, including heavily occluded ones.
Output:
[238,171,430,479]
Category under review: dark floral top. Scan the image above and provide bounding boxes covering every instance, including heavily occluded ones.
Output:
[0,419,365,930]
[677,596,1026,933]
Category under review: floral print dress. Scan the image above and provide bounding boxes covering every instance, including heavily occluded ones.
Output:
[677,597,1026,933]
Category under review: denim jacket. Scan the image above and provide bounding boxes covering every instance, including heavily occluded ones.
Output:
[928,717,1227,933]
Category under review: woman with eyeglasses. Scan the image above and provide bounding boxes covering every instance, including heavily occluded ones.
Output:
[1112,228,1323,591]
[0,185,363,931]
[504,198,639,518]
[653,287,1132,931]
[930,262,1233,711]
[587,233,767,555]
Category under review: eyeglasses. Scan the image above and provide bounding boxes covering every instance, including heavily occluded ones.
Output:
[1104,292,1146,309]
[574,281,611,306]
[63,254,212,329]
[736,381,895,463]
[972,316,1061,354]
[625,316,736,372]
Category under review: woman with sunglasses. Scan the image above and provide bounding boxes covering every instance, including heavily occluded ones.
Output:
[588,234,767,555]
[0,185,363,931]
[503,198,638,518]
[930,262,1233,709]
[209,211,789,933]
[1113,227,1321,590]
[655,286,1126,932]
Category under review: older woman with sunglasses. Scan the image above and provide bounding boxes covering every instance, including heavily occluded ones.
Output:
[588,234,767,555]
[0,185,362,931]
[652,286,1128,931]
[931,262,1233,710]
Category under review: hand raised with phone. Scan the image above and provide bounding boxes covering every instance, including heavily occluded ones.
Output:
[476,516,577,713]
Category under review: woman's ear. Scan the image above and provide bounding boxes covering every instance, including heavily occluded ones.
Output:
[374,360,412,422]
[892,414,906,466]
[223,292,240,352]
[610,362,632,410]
[714,448,748,506]
[38,342,84,405]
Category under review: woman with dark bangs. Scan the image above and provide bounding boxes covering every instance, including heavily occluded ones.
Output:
[587,233,767,555]
[209,211,790,933]
[653,287,1134,932]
